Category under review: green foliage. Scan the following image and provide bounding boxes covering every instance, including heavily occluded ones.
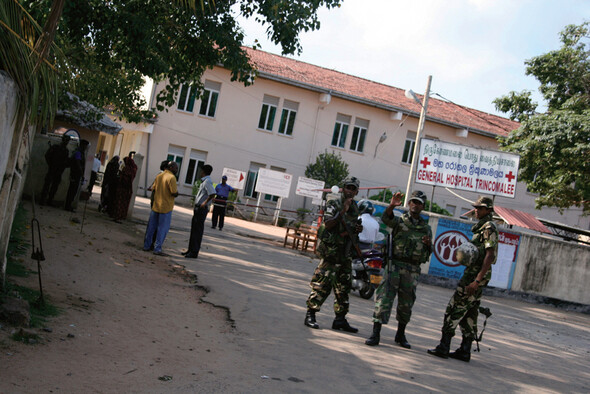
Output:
[0,0,67,132]
[296,208,310,221]
[425,201,452,216]
[369,189,396,204]
[305,150,349,189]
[2,203,60,327]
[4,284,60,328]
[6,204,31,278]
[500,110,590,213]
[493,91,537,122]
[228,190,239,203]
[21,0,343,123]
[495,22,590,214]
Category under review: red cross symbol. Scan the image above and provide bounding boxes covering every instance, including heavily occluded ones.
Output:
[505,171,515,182]
[420,157,431,169]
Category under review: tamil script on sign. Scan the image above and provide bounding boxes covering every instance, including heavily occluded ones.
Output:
[415,139,520,198]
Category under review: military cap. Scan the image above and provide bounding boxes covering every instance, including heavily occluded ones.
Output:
[472,196,494,209]
[409,190,427,204]
[342,176,360,189]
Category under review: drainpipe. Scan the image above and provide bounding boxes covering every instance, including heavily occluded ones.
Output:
[143,80,158,197]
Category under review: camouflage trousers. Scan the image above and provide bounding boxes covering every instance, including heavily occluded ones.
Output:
[441,274,490,340]
[306,256,352,315]
[372,263,420,325]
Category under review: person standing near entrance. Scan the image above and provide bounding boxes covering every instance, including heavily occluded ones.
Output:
[87,154,101,194]
[183,164,216,259]
[40,134,71,206]
[365,190,432,349]
[64,139,89,212]
[143,162,179,255]
[211,175,234,231]
[428,196,498,362]
[304,177,362,333]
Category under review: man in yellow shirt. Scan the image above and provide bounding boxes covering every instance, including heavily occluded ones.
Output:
[143,162,179,255]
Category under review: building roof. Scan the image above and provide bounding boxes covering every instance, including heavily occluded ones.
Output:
[246,47,520,138]
[494,206,551,234]
[56,92,122,135]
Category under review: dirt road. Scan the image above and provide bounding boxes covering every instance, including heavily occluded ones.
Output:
[1,195,589,393]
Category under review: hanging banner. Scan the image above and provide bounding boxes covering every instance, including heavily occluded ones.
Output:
[255,168,293,198]
[415,139,520,198]
[428,218,520,289]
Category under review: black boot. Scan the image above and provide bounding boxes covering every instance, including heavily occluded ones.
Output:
[304,309,319,329]
[427,333,452,359]
[449,336,472,362]
[332,313,358,333]
[365,322,382,346]
[394,322,411,349]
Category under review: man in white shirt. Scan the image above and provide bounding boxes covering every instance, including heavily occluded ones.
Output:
[358,199,380,250]
[183,164,216,258]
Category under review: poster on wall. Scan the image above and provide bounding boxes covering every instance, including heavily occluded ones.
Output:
[429,218,521,289]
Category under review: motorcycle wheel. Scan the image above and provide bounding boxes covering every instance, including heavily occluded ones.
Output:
[359,286,374,299]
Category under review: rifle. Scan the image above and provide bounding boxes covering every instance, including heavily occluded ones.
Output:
[340,216,363,258]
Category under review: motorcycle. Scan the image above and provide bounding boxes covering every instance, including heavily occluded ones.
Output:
[351,247,384,299]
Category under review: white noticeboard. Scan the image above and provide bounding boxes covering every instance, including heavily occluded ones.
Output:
[255,168,293,198]
[222,167,246,190]
[296,177,325,205]
[415,138,520,198]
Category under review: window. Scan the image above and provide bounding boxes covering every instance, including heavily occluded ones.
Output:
[445,204,456,216]
[244,162,265,198]
[401,131,417,164]
[184,149,207,186]
[460,207,471,217]
[199,80,221,118]
[258,95,279,131]
[278,100,299,136]
[177,84,197,112]
[331,114,351,148]
[264,166,285,202]
[167,145,185,180]
[350,118,369,153]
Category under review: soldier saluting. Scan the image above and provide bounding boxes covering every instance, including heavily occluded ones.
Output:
[304,177,363,333]
[365,190,432,348]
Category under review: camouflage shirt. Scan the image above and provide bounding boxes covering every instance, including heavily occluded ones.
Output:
[316,196,360,259]
[470,213,499,267]
[383,212,432,270]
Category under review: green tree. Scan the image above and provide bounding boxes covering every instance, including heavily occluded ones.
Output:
[494,22,590,214]
[305,150,349,189]
[22,0,343,123]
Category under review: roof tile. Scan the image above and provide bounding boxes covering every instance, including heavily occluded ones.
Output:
[246,47,520,137]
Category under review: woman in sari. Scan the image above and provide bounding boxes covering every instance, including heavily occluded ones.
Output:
[100,155,120,214]
[112,153,138,222]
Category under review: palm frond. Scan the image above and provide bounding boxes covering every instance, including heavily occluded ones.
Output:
[0,0,67,132]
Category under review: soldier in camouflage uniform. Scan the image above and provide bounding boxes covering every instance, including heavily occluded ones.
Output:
[304,177,363,333]
[365,190,432,348]
[428,196,498,362]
